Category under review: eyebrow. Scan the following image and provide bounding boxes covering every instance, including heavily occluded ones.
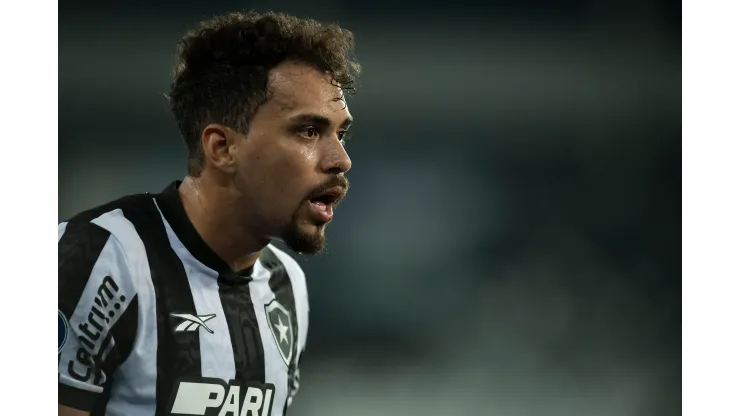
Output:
[288,114,353,129]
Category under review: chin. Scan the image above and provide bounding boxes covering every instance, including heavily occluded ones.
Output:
[281,222,327,255]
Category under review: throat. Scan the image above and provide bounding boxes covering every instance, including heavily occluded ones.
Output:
[178,179,268,272]
[230,252,262,274]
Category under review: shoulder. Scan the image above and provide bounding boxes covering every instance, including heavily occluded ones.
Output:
[62,191,157,237]
[61,192,154,232]
[59,192,158,278]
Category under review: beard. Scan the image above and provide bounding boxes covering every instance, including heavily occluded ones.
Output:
[278,210,327,255]
[277,174,348,254]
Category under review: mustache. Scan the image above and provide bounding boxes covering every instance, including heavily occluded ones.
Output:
[306,175,350,201]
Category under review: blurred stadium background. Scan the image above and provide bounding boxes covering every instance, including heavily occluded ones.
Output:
[59,1,680,415]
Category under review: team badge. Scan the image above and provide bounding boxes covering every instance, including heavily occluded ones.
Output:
[58,310,69,354]
[264,300,293,366]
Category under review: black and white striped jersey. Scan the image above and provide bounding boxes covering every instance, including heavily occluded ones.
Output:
[58,181,309,416]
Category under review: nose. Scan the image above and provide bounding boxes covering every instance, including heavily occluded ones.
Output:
[321,138,352,174]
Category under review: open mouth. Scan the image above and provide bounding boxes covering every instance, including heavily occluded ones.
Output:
[310,194,339,206]
[308,186,345,221]
[309,186,344,206]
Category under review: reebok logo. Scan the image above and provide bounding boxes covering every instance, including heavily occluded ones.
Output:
[171,313,217,334]
[169,378,275,416]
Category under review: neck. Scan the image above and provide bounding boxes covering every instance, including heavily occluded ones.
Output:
[178,175,268,272]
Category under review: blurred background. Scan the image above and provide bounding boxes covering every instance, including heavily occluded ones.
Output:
[59,1,680,415]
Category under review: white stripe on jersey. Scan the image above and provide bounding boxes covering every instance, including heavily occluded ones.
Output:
[58,222,68,241]
[58,213,141,398]
[269,246,309,408]
[251,258,290,415]
[155,200,237,380]
[91,209,158,416]
[58,233,133,394]
[269,248,309,356]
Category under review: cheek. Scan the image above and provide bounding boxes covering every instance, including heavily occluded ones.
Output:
[240,146,313,209]
[297,141,320,161]
[273,139,321,176]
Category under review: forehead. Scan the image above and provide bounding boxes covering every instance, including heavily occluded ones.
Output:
[264,61,351,121]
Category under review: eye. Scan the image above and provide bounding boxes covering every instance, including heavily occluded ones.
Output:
[298,126,320,139]
[338,130,351,145]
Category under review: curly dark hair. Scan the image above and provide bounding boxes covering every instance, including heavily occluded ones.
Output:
[168,11,361,176]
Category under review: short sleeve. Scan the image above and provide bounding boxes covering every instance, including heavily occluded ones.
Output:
[58,221,139,412]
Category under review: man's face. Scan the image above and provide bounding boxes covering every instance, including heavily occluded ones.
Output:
[231,61,353,254]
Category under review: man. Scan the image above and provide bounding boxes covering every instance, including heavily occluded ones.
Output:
[58,11,359,416]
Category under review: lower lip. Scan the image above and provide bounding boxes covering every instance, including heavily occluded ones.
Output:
[309,200,334,222]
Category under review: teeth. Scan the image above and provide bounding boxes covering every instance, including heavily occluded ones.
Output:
[310,200,333,217]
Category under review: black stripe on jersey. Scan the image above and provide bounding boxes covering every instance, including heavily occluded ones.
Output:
[58,222,112,324]
[120,198,202,416]
[218,274,265,383]
[59,384,97,411]
[91,294,139,416]
[64,193,152,225]
[262,247,298,415]
[154,182,265,384]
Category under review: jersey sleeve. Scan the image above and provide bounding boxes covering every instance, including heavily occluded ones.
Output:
[58,221,139,412]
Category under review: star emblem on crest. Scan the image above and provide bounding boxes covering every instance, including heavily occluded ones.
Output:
[265,299,294,366]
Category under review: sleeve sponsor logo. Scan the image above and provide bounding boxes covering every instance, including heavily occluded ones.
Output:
[67,275,127,384]
[168,378,275,416]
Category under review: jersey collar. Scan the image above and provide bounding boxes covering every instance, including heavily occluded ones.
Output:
[155,181,254,278]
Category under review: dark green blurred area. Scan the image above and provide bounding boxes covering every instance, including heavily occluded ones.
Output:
[60,1,680,414]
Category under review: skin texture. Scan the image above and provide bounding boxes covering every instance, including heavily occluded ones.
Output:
[179,60,353,271]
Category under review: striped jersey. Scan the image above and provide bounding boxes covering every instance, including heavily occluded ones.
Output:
[58,181,309,416]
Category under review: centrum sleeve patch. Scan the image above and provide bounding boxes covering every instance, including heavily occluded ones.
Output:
[58,309,69,354]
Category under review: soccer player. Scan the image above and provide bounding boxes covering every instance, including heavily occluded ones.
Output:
[58,11,359,416]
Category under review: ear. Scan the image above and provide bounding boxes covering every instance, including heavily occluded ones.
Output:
[201,124,238,174]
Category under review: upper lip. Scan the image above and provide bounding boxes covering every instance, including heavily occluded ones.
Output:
[312,186,345,204]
